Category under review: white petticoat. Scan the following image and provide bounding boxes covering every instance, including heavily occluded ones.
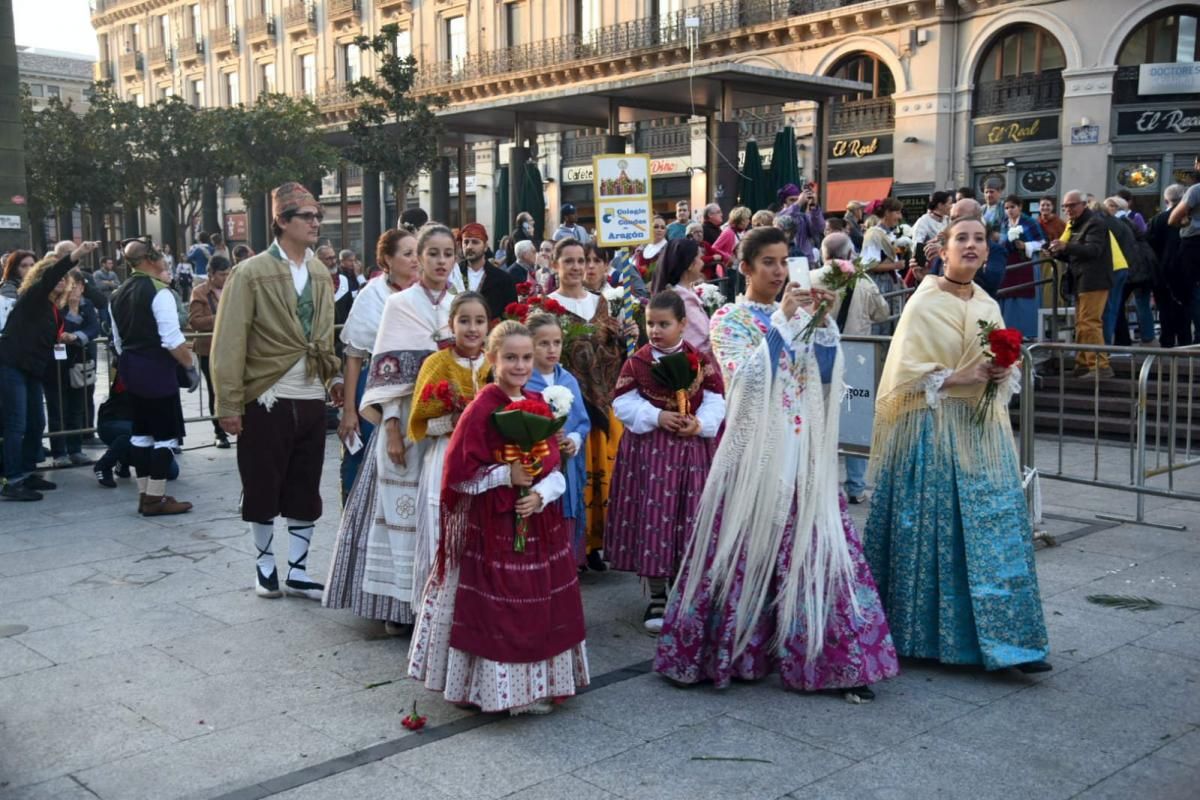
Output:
[407,568,590,713]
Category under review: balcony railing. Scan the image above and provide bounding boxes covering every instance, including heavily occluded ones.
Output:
[244,15,276,43]
[636,122,691,157]
[176,37,204,61]
[119,52,142,75]
[974,70,1064,118]
[284,1,316,30]
[413,0,860,91]
[739,107,785,147]
[829,97,895,135]
[562,132,607,163]
[147,44,170,67]
[210,25,237,52]
[315,83,356,110]
[329,0,360,20]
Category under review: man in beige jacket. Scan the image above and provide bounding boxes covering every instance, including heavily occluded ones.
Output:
[212,182,343,600]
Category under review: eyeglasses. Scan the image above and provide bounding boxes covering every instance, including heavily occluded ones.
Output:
[287,211,324,223]
[1061,201,1082,210]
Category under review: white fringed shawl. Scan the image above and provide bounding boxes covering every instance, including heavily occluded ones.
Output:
[676,301,858,662]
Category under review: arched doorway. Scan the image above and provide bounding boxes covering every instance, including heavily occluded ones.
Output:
[969,25,1067,216]
[824,52,897,213]
[1111,6,1200,214]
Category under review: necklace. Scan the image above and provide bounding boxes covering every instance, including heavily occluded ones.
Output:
[419,280,450,345]
[942,274,973,286]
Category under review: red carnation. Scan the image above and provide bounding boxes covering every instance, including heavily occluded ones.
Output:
[505,398,553,418]
[685,351,700,373]
[504,302,530,320]
[989,328,1023,368]
[541,298,568,315]
[515,281,534,297]
[401,701,427,732]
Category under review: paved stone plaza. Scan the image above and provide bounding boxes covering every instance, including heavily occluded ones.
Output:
[1,423,1198,799]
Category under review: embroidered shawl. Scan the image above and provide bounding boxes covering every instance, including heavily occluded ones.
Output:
[612,341,724,412]
[359,285,453,423]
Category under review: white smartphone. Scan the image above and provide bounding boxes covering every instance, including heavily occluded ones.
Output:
[786,256,811,290]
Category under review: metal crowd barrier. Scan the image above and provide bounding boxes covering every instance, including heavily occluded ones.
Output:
[1019,342,1200,531]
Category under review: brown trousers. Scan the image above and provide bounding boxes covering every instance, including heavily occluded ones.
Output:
[237,398,326,523]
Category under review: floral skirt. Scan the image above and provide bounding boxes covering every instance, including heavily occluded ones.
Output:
[604,429,716,578]
[654,494,899,691]
[408,568,590,713]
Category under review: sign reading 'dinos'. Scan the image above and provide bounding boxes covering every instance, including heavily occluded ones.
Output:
[973,115,1059,147]
[1116,107,1200,136]
[829,135,893,160]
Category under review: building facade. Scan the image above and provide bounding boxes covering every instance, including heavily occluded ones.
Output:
[89,0,1200,250]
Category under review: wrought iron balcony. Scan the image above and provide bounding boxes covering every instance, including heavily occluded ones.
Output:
[328,0,360,21]
[176,37,204,62]
[244,15,276,44]
[562,132,607,163]
[210,25,237,53]
[147,44,170,67]
[829,97,895,135]
[377,0,412,14]
[118,52,142,75]
[412,0,861,91]
[284,2,315,31]
[739,107,785,147]
[636,122,691,157]
[974,70,1064,118]
[316,83,356,110]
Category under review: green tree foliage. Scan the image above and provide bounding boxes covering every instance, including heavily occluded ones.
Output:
[226,93,340,199]
[346,23,446,207]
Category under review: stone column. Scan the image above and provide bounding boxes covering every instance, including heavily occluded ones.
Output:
[201,183,219,235]
[474,142,496,237]
[430,156,451,226]
[361,169,381,267]
[247,191,267,252]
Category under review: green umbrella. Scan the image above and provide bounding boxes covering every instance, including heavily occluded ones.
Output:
[518,161,546,242]
[738,139,771,212]
[494,164,510,242]
[767,126,800,202]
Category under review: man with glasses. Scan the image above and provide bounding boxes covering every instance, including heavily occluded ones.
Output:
[212,182,344,601]
[1047,190,1114,378]
[109,236,199,515]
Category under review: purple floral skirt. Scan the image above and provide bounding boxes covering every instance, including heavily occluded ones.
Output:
[653,493,900,691]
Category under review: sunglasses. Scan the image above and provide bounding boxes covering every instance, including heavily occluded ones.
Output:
[287,211,324,223]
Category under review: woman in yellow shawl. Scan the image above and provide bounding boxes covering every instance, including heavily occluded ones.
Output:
[863,216,1051,673]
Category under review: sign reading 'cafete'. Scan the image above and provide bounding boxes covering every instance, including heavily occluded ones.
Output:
[828,134,893,160]
[973,115,1059,147]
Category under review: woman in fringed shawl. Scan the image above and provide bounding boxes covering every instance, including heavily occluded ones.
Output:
[654,226,898,702]
[408,321,588,716]
[548,238,634,572]
[322,224,457,632]
[337,229,420,502]
[864,216,1051,673]
[407,292,492,615]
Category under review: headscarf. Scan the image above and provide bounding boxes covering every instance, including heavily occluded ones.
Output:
[460,222,488,242]
[776,183,801,203]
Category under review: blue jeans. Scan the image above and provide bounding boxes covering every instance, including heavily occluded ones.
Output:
[1,364,46,483]
[1103,270,1129,344]
[1131,285,1156,342]
[844,455,868,497]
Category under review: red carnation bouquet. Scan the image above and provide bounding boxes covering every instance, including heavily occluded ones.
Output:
[972,320,1023,427]
[492,397,568,552]
[418,379,466,415]
[650,350,701,415]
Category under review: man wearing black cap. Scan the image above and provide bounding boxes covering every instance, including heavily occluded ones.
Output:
[553,203,591,244]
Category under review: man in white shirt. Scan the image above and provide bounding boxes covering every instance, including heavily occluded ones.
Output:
[109,237,199,516]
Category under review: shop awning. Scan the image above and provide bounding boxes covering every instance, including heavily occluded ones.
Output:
[825,178,893,213]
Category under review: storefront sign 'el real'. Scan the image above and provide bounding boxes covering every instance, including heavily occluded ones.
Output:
[973,115,1059,147]
[593,154,653,247]
[1116,107,1200,136]
[828,135,893,159]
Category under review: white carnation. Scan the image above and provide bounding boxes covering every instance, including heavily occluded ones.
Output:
[600,284,625,302]
[542,385,574,419]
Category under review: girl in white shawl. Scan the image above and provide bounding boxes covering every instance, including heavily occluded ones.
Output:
[653,226,899,701]
[322,224,457,633]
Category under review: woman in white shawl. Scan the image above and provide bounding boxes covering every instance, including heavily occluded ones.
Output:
[653,226,898,702]
[323,224,457,633]
[337,228,420,501]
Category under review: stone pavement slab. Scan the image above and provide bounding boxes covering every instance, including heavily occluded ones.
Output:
[2,427,1199,799]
